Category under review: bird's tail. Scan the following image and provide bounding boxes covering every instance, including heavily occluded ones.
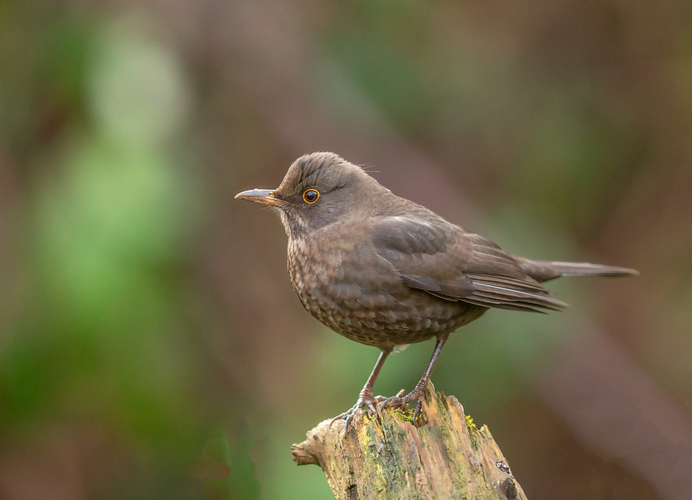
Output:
[512,256,639,283]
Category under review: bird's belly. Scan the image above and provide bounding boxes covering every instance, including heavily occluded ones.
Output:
[302,286,484,347]
[288,236,485,347]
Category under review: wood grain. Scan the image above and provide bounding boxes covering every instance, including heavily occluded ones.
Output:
[292,383,527,499]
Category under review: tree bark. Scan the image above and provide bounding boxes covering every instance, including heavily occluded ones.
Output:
[291,383,527,500]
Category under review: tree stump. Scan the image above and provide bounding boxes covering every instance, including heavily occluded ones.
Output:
[291,383,527,499]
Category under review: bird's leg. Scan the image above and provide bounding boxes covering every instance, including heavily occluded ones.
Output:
[330,348,391,433]
[380,335,448,426]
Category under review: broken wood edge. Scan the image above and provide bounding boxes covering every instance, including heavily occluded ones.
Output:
[291,382,528,500]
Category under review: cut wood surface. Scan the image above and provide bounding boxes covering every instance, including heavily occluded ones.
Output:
[292,383,527,500]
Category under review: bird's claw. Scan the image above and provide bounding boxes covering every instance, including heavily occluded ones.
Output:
[379,382,428,425]
[330,390,387,433]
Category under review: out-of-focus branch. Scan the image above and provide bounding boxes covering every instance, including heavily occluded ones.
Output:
[535,325,692,500]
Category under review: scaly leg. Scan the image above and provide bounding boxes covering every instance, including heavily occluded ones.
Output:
[330,348,391,433]
[380,335,448,425]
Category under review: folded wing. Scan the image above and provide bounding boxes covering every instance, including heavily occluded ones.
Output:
[372,217,567,313]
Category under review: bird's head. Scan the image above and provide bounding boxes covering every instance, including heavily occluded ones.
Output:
[235,152,387,238]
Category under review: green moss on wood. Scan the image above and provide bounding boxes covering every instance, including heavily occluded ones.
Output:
[291,382,528,500]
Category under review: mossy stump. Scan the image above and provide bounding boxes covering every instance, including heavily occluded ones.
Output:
[291,383,527,499]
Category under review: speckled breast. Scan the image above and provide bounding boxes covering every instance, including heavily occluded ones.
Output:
[286,223,486,348]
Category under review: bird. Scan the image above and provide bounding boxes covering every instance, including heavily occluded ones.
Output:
[235,152,638,431]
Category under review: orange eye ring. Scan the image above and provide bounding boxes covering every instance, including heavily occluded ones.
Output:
[302,189,320,204]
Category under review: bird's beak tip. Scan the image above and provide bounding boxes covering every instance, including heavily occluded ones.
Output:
[234,188,286,207]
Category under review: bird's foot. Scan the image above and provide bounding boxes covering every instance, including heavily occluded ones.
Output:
[379,380,430,426]
[330,389,387,433]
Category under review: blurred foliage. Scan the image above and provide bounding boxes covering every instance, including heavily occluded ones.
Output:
[1,0,691,499]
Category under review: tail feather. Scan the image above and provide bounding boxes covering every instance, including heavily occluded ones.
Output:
[512,256,639,283]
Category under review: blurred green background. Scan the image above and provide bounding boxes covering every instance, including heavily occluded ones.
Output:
[2,1,692,499]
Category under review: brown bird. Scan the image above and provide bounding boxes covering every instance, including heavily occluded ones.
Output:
[235,152,637,430]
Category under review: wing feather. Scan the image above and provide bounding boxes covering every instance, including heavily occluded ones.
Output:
[372,216,567,313]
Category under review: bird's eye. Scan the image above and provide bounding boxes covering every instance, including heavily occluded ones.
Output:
[302,189,320,204]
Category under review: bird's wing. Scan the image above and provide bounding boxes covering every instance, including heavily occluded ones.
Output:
[372,217,567,313]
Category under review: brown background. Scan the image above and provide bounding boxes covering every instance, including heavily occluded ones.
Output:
[1,1,692,498]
